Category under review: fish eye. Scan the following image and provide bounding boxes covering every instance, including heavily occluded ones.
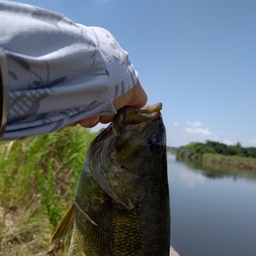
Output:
[147,136,161,153]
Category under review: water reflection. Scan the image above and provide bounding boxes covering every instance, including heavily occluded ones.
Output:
[180,171,206,187]
[168,153,256,256]
[175,154,256,181]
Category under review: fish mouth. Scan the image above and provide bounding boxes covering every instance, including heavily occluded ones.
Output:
[112,102,162,134]
[124,102,162,125]
[139,102,162,116]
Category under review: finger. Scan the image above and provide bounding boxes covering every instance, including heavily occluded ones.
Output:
[126,81,147,108]
[79,116,100,128]
[99,114,115,124]
[113,81,147,110]
[67,121,79,127]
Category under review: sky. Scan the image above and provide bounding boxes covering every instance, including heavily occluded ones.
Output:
[7,0,256,147]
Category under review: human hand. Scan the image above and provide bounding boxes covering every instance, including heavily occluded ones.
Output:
[68,81,147,128]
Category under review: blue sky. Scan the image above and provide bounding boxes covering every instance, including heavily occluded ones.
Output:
[10,0,256,147]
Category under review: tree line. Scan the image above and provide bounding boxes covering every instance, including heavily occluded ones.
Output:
[182,140,256,159]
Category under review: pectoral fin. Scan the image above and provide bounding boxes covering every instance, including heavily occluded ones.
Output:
[92,163,147,210]
[73,200,98,226]
[50,204,75,244]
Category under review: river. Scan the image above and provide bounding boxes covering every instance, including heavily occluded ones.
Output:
[168,153,256,256]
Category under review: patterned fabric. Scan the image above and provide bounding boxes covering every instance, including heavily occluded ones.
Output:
[0,1,138,140]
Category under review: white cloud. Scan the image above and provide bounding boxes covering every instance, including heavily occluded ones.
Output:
[168,122,180,127]
[186,121,202,127]
[223,139,233,145]
[250,139,256,145]
[185,121,212,136]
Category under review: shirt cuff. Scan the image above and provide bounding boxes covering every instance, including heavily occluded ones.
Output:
[0,49,9,140]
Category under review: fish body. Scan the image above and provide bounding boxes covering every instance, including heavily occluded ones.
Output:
[51,103,170,255]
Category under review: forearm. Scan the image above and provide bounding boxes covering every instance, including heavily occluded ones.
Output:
[0,1,139,140]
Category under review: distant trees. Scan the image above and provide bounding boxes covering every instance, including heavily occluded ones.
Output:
[182,140,256,159]
[244,147,256,158]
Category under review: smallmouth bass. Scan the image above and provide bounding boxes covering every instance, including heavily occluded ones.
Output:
[51,103,170,255]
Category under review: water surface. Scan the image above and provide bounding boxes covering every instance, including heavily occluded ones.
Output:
[168,153,256,256]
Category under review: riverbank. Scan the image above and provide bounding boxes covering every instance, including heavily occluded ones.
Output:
[176,150,256,174]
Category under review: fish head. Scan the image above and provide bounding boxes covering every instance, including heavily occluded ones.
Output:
[110,102,166,176]
[87,103,167,209]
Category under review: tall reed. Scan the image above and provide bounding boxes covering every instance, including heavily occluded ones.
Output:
[0,126,97,255]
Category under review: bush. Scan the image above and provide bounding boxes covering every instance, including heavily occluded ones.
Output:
[197,146,216,154]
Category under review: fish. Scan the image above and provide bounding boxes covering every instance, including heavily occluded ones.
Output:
[50,103,170,255]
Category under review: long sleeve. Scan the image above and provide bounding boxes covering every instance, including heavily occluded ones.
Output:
[0,1,139,140]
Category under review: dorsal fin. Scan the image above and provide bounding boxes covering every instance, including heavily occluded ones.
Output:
[50,204,75,244]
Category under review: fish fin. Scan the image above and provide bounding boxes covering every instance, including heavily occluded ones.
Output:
[73,200,98,226]
[107,171,146,209]
[93,165,147,210]
[50,204,75,244]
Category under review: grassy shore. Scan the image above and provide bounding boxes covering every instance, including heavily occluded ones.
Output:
[0,127,97,255]
[176,150,256,175]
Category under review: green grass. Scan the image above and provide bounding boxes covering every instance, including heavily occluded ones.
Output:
[0,126,97,255]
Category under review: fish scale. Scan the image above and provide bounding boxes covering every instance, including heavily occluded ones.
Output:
[111,206,143,254]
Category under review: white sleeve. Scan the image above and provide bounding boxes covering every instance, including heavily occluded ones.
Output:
[0,1,139,140]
